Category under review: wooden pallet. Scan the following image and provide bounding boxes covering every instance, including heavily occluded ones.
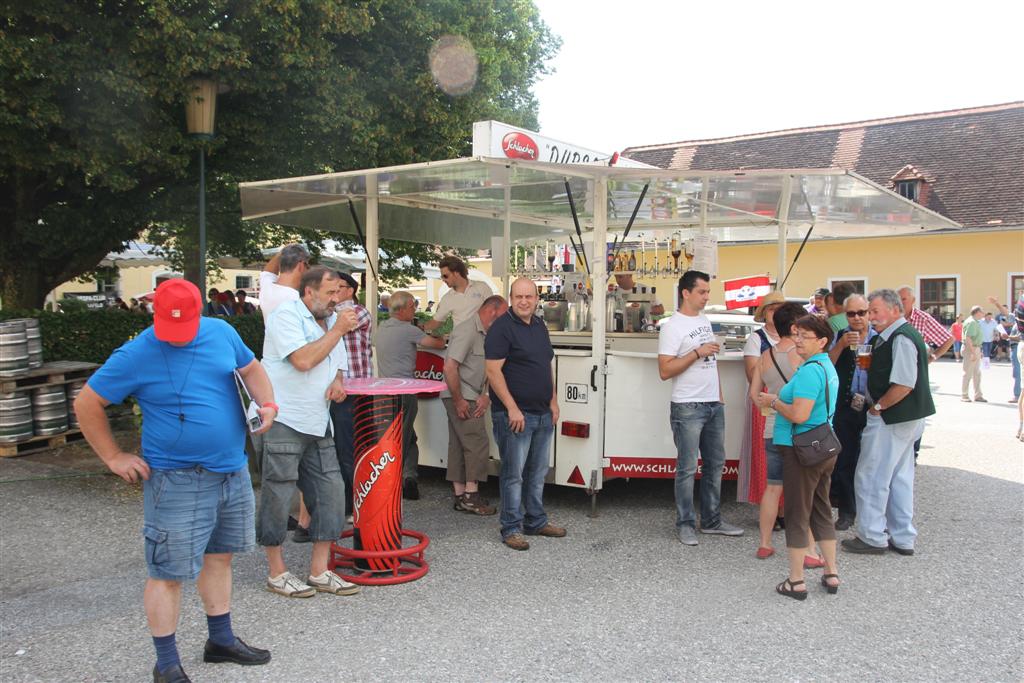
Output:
[0,429,87,457]
[0,361,98,394]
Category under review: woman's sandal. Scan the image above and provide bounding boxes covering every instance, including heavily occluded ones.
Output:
[776,578,807,600]
[821,573,840,595]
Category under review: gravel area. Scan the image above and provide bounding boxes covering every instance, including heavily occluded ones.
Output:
[1,359,1021,682]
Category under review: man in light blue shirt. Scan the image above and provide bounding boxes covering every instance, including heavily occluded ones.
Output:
[258,266,361,599]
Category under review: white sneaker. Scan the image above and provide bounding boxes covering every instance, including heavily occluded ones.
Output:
[267,571,315,598]
[308,570,361,596]
[700,521,745,536]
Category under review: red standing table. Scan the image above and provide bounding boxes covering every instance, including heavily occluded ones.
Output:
[329,377,445,585]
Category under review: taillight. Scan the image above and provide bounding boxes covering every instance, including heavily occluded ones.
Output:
[560,421,590,438]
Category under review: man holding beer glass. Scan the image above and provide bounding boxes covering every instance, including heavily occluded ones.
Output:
[827,294,877,531]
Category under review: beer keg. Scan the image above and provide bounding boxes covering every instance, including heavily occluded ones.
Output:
[66,381,85,428]
[0,320,29,377]
[0,391,33,443]
[21,318,43,369]
[31,385,68,436]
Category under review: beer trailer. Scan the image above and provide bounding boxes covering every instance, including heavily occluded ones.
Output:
[240,155,960,506]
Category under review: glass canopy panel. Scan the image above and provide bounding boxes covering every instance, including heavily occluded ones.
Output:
[239,159,961,248]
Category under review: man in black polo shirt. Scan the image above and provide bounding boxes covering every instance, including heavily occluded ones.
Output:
[485,278,566,551]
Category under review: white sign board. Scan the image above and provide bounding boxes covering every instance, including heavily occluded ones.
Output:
[472,121,653,168]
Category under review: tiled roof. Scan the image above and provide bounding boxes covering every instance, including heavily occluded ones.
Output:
[622,102,1024,228]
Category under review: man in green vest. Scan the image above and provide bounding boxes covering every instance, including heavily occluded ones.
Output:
[842,289,935,556]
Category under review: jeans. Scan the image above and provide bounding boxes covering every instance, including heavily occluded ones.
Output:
[143,467,254,581]
[669,401,726,530]
[982,341,993,358]
[1011,343,1021,400]
[331,397,355,517]
[257,422,344,546]
[854,414,923,549]
[401,394,420,480]
[493,411,552,538]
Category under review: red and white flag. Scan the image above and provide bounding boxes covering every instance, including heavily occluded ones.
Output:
[723,275,771,310]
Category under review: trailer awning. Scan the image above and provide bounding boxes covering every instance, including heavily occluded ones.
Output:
[239,157,961,250]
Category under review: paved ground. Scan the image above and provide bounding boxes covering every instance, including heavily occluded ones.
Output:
[1,359,1021,682]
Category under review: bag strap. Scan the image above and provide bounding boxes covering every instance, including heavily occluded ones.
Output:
[789,360,834,438]
[768,346,789,383]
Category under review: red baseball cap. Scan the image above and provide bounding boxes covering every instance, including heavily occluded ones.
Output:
[153,279,202,343]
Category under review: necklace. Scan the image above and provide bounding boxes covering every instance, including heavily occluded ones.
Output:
[159,339,199,448]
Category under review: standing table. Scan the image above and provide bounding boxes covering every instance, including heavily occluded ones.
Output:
[329,377,445,585]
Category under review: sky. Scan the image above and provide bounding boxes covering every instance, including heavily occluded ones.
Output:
[532,0,1022,153]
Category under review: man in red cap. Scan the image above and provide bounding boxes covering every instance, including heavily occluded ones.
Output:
[75,278,278,683]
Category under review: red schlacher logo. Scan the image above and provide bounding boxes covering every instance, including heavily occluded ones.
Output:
[352,415,403,571]
[501,131,538,160]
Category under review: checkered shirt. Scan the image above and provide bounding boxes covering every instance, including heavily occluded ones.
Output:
[343,304,374,378]
[907,307,952,347]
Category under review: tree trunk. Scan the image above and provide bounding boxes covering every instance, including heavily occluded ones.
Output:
[0,260,48,310]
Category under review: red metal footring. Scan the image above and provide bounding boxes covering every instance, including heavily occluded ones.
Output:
[329,529,430,585]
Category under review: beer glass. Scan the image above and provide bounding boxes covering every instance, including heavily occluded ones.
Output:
[856,344,873,370]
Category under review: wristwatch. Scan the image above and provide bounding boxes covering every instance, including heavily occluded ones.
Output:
[873,403,882,413]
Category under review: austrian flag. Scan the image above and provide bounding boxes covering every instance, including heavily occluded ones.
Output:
[723,275,771,310]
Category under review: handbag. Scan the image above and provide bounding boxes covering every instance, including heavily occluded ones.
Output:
[791,361,843,467]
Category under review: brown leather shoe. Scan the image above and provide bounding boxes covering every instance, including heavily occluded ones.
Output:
[525,523,566,538]
[503,533,529,551]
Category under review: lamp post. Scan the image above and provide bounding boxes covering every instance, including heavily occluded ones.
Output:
[184,77,220,296]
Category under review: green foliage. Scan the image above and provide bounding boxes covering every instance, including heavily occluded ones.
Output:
[1,1,560,308]
[0,310,266,363]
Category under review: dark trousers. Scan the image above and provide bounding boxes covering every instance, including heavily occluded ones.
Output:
[831,403,867,518]
[401,394,420,480]
[331,397,355,517]
[780,445,837,549]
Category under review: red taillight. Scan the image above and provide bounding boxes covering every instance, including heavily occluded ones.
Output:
[560,421,590,438]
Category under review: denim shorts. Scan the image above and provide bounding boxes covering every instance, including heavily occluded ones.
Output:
[142,466,255,581]
[764,439,784,486]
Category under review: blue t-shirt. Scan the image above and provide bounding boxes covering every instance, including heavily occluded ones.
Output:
[773,352,839,447]
[87,318,255,472]
[484,311,554,415]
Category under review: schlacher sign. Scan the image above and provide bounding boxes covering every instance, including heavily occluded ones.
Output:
[472,120,652,168]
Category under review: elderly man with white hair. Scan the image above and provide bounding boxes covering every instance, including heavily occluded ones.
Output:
[842,289,935,556]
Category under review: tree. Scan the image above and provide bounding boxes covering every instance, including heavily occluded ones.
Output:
[0,0,559,308]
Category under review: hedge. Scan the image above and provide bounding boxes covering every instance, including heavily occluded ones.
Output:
[0,309,265,364]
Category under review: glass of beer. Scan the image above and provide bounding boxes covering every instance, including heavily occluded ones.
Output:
[856,344,873,370]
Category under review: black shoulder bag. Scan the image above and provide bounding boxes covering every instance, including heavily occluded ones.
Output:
[791,361,842,467]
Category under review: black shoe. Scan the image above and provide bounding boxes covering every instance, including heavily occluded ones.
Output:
[287,515,299,531]
[292,526,312,543]
[841,537,887,554]
[403,477,420,501]
[834,514,853,531]
[888,539,915,556]
[153,664,191,683]
[203,637,271,666]
[773,516,785,531]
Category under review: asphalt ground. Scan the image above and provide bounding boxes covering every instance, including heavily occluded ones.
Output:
[1,359,1022,682]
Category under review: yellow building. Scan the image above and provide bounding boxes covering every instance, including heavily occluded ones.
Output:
[620,102,1024,320]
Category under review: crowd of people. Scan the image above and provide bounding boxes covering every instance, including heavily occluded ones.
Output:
[73,245,1023,680]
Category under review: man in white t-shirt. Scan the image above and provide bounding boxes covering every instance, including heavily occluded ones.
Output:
[423,255,493,332]
[658,270,745,546]
[259,244,308,323]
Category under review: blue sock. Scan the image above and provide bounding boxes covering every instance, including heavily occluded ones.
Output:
[206,611,235,647]
[153,633,180,672]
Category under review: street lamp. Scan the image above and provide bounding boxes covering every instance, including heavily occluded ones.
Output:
[184,77,221,297]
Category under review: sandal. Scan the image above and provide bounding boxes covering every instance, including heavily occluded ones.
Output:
[776,578,807,601]
[821,573,840,595]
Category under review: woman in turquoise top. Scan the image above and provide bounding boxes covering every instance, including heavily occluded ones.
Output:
[755,315,841,600]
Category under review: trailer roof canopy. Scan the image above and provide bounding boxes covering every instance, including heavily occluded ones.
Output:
[240,157,961,250]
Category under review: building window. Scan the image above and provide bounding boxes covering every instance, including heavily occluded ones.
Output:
[895,180,920,202]
[830,279,866,295]
[235,275,253,290]
[919,277,956,325]
[1012,274,1024,306]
